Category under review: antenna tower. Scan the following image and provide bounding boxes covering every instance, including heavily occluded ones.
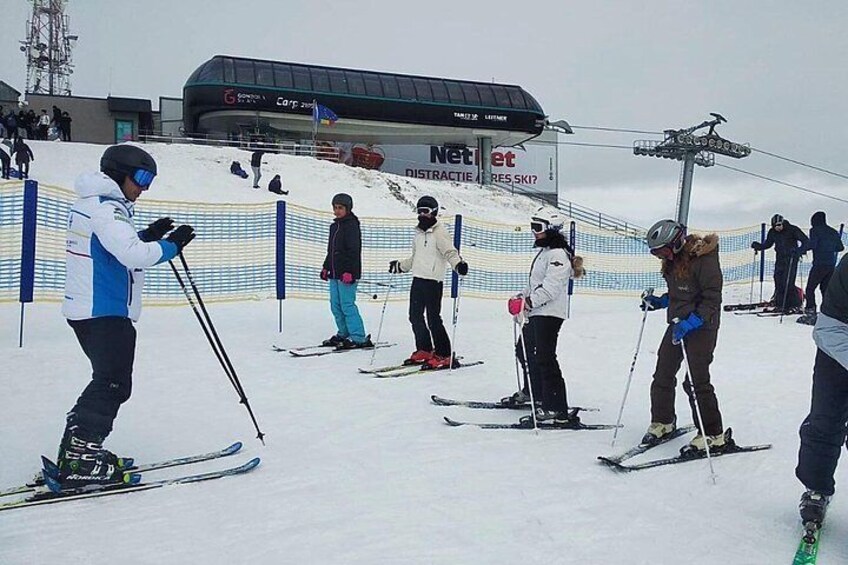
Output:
[19,0,78,95]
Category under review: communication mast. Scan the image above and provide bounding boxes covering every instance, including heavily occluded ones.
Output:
[19,0,78,95]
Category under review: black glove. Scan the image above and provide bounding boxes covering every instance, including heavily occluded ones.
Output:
[165,224,195,252]
[388,260,401,274]
[140,217,174,242]
[751,241,762,251]
[455,261,469,276]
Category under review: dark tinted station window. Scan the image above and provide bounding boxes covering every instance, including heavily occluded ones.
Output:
[363,73,383,97]
[460,83,480,105]
[507,87,526,109]
[445,81,465,104]
[328,70,347,93]
[429,80,449,102]
[346,72,366,95]
[311,68,330,92]
[412,78,433,101]
[396,77,416,100]
[380,75,400,99]
[490,85,512,108]
[477,84,496,106]
[274,63,293,88]
[255,61,274,86]
[292,67,311,90]
[223,58,235,83]
[235,59,255,85]
[196,58,223,82]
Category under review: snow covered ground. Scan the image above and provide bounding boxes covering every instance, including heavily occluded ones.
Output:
[0,141,843,563]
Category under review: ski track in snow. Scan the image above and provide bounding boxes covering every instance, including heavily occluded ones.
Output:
[0,141,843,564]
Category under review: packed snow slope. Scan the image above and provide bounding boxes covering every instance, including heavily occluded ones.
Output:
[0,141,843,564]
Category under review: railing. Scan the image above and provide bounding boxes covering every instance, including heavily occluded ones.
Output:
[137,132,342,163]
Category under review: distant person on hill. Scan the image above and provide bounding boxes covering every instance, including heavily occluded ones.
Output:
[751,214,809,312]
[6,111,18,140]
[641,219,728,455]
[60,111,72,142]
[38,109,50,140]
[795,253,848,529]
[11,138,34,179]
[230,160,248,179]
[250,150,264,188]
[799,212,845,326]
[268,174,287,195]
[56,144,195,489]
[388,196,468,370]
[0,146,10,179]
[320,193,372,350]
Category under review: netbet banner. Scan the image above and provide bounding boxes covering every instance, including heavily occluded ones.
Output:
[327,142,556,193]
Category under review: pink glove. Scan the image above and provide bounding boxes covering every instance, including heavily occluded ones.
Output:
[320,269,329,281]
[341,272,354,284]
[507,296,524,316]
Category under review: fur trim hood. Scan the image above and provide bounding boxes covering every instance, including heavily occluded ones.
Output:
[683,233,719,257]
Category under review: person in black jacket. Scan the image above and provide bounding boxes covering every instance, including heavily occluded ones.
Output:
[804,212,844,319]
[795,253,848,527]
[0,146,10,179]
[11,138,34,179]
[320,193,371,349]
[752,214,809,311]
[268,174,287,195]
[250,150,264,188]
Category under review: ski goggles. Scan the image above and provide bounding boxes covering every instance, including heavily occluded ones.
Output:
[650,245,675,261]
[132,168,156,189]
[530,218,549,234]
[417,206,437,216]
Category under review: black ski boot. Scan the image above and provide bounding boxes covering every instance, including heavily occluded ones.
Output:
[335,335,374,350]
[322,334,345,347]
[499,390,532,408]
[799,490,830,526]
[519,407,580,427]
[57,433,132,488]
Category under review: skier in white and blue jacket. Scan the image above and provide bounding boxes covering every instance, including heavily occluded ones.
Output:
[56,144,196,488]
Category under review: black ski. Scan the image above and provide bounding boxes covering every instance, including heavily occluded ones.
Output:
[0,457,260,512]
[288,342,396,357]
[430,395,599,412]
[603,442,772,471]
[0,441,243,499]
[598,425,697,466]
[443,416,619,430]
[723,301,771,312]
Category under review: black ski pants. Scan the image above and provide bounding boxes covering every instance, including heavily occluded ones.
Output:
[796,349,848,496]
[651,326,723,436]
[521,315,567,412]
[805,265,834,312]
[0,153,9,179]
[409,277,451,357]
[774,257,800,310]
[68,317,136,439]
[16,160,29,179]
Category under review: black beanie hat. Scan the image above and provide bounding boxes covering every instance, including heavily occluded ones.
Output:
[416,195,439,215]
[332,193,353,211]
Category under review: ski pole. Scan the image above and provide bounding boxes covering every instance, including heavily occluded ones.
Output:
[360,279,398,289]
[512,318,523,393]
[611,288,652,447]
[449,276,464,373]
[516,311,539,434]
[676,327,717,484]
[749,250,757,305]
[369,272,396,366]
[780,255,797,325]
[171,253,266,444]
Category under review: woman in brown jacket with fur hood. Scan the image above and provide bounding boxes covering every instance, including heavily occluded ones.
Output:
[640,219,727,455]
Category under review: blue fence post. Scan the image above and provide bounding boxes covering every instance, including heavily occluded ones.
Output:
[759,222,766,302]
[567,221,576,318]
[451,214,463,299]
[275,200,286,333]
[19,179,38,347]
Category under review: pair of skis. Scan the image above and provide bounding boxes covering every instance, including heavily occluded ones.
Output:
[359,360,484,378]
[272,342,396,357]
[432,395,614,430]
[0,442,259,512]
[598,427,772,471]
[723,301,771,312]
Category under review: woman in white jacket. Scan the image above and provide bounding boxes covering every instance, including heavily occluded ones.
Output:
[508,209,584,423]
[389,196,468,370]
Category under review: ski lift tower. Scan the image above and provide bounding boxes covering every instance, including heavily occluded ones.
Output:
[633,113,750,225]
[19,0,78,95]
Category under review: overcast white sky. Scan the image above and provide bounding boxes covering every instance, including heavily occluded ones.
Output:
[2,1,848,228]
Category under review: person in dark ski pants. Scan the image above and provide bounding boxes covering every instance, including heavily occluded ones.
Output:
[804,211,844,317]
[389,196,468,370]
[58,144,195,487]
[268,174,286,195]
[751,214,809,312]
[0,146,10,179]
[321,193,371,349]
[250,150,264,188]
[11,138,33,179]
[504,209,584,423]
[642,219,727,454]
[795,253,848,526]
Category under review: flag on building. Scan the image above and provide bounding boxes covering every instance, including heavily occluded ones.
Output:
[312,103,338,126]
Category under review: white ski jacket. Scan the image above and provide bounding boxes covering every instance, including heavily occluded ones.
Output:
[523,244,573,320]
[397,220,462,282]
[62,172,176,322]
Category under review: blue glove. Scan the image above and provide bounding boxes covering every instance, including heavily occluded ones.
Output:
[672,312,704,344]
[641,293,669,311]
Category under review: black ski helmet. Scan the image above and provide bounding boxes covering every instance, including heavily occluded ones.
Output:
[771,214,785,227]
[100,144,157,184]
[332,193,353,211]
[416,195,439,215]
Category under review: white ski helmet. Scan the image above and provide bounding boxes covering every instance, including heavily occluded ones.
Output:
[645,219,686,254]
[530,208,564,234]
